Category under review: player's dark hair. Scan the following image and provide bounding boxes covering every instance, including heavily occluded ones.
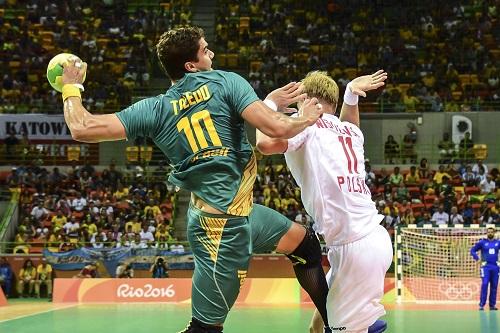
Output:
[156,26,205,81]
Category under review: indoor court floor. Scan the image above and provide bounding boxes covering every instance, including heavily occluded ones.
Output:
[0,300,498,333]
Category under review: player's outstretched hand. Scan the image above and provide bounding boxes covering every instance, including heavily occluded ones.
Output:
[62,57,87,86]
[266,82,307,112]
[299,97,324,125]
[349,70,388,97]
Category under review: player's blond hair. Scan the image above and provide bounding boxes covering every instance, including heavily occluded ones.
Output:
[301,71,339,108]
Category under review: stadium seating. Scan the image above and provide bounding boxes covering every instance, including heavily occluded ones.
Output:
[214,0,500,111]
[0,0,193,114]
[5,163,178,253]
[255,158,499,230]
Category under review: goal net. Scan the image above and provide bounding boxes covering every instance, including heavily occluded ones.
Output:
[396,225,497,303]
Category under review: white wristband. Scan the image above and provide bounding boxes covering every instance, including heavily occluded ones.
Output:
[263,99,278,111]
[344,83,358,106]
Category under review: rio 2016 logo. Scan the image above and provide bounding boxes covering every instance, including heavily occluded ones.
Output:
[117,284,176,298]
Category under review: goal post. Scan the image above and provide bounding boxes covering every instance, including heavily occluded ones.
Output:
[395,224,498,304]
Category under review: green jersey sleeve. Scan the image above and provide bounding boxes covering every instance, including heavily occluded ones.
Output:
[115,97,159,140]
[224,72,260,115]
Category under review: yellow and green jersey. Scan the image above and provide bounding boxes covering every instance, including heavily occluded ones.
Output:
[116,70,259,216]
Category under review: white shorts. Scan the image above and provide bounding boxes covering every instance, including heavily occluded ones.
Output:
[326,224,393,333]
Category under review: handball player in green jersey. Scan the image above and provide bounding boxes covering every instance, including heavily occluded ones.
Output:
[59,26,330,333]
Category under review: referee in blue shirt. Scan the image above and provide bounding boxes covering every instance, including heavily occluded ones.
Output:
[470,227,500,311]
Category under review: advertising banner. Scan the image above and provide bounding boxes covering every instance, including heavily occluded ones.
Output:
[0,114,72,140]
[53,278,302,304]
[53,278,397,305]
[44,248,194,277]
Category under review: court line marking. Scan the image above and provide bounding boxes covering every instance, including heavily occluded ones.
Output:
[0,303,79,323]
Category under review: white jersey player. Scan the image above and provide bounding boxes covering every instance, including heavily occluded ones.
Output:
[257,70,392,333]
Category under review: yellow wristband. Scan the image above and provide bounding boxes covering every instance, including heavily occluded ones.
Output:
[62,84,82,102]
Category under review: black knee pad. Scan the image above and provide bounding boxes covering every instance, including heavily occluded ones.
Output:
[179,318,223,333]
[286,227,322,268]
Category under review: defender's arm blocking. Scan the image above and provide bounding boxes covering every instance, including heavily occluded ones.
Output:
[339,70,387,127]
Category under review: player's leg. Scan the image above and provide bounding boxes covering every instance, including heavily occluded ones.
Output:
[326,225,392,332]
[279,223,330,330]
[181,205,252,332]
[2,279,11,297]
[488,265,499,310]
[46,280,53,298]
[28,279,35,295]
[479,266,489,309]
[17,280,24,296]
[34,280,41,298]
[249,204,329,329]
[309,309,324,333]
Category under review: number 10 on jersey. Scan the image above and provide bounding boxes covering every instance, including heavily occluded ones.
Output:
[177,110,222,153]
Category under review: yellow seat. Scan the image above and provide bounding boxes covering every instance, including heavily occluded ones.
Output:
[472,144,488,160]
[490,49,500,61]
[97,38,110,48]
[126,146,139,162]
[28,74,39,83]
[310,45,320,53]
[160,2,171,11]
[452,91,463,100]
[226,54,239,68]
[239,16,250,34]
[294,53,308,62]
[345,68,358,80]
[483,34,495,48]
[398,83,411,94]
[250,60,263,72]
[458,74,470,85]
[139,146,153,162]
[67,146,80,161]
[217,53,227,67]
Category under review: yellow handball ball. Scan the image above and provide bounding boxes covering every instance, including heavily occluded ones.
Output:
[46,53,86,92]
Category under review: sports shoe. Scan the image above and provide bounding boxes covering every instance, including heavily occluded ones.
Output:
[479,306,484,311]
[490,307,498,311]
[178,318,222,333]
[368,320,387,333]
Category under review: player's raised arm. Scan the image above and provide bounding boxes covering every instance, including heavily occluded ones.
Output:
[61,59,126,143]
[242,82,324,140]
[254,82,309,154]
[339,70,387,127]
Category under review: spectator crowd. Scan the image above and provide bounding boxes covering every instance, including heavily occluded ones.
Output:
[255,156,500,240]
[1,1,499,114]
[215,0,499,112]
[0,0,192,114]
[5,160,179,255]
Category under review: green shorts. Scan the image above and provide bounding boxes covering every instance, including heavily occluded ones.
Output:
[187,203,292,324]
